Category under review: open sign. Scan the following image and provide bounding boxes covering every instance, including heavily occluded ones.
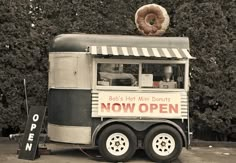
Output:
[18,106,46,160]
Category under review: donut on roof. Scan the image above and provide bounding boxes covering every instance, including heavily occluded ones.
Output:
[135,4,170,36]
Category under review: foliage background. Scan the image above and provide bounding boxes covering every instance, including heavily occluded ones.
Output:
[0,0,235,140]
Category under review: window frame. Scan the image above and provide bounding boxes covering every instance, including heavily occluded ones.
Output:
[92,58,189,91]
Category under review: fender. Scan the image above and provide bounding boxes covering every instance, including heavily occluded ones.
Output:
[92,119,187,148]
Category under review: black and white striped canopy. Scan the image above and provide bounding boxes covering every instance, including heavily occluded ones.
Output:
[89,46,194,59]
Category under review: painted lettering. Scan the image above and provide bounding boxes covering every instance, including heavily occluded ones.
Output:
[32,114,39,122]
[28,133,34,141]
[126,96,135,101]
[25,143,32,151]
[122,103,135,112]
[101,103,110,112]
[169,104,178,113]
[138,97,149,101]
[30,123,37,131]
[150,104,158,113]
[160,104,168,113]
[139,104,148,112]
[100,102,179,115]
[152,97,170,102]
[112,103,121,112]
[101,103,135,113]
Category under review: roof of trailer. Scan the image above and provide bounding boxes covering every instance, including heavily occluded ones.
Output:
[49,34,190,52]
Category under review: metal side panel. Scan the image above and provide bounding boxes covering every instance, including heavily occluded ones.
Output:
[48,123,91,144]
[48,89,92,126]
[48,52,92,89]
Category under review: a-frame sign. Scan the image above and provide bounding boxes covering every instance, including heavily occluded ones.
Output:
[18,106,46,160]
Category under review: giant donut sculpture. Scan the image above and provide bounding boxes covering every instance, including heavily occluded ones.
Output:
[135,4,170,36]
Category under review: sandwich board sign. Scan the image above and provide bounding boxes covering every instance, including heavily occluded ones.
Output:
[18,106,46,160]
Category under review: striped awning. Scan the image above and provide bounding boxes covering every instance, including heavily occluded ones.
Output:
[89,46,195,59]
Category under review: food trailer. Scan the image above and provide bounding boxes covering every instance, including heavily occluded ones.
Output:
[47,33,194,162]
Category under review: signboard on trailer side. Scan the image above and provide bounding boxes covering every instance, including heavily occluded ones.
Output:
[98,92,181,118]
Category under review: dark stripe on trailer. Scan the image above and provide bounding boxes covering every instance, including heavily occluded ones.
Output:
[48,89,92,126]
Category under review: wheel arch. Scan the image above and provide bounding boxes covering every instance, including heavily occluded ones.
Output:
[92,119,187,148]
[92,120,132,146]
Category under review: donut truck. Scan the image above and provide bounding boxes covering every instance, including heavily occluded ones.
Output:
[14,4,195,163]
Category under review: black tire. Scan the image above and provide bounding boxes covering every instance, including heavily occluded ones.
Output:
[144,125,183,162]
[98,124,137,162]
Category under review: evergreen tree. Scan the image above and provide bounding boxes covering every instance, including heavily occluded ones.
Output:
[0,0,235,140]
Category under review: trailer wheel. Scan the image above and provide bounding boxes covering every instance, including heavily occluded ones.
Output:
[144,125,183,162]
[98,124,137,162]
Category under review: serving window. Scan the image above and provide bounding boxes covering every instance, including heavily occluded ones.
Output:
[95,59,187,90]
[97,63,139,87]
[141,64,185,89]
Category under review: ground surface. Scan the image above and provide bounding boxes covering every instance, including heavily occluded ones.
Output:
[0,138,236,163]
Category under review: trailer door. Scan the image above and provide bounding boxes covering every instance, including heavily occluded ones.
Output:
[53,56,78,87]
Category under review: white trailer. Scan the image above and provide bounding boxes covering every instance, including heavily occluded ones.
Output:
[47,33,194,162]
